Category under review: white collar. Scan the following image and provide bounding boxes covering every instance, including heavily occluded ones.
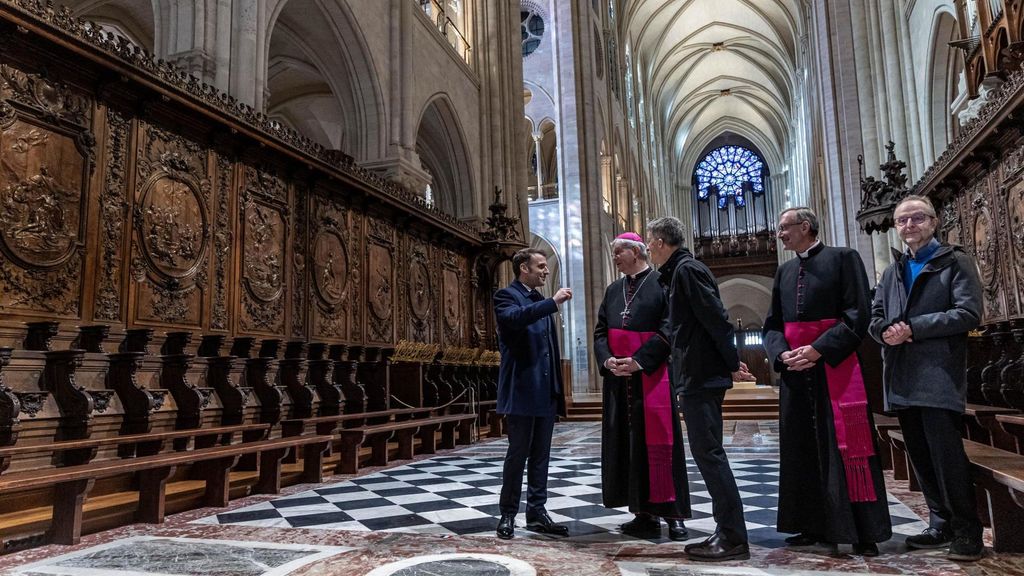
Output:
[798,240,821,259]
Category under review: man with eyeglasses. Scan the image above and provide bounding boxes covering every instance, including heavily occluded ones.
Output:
[763,207,891,556]
[869,195,984,561]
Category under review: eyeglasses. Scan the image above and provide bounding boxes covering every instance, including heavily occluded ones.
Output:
[895,213,934,227]
[777,221,804,232]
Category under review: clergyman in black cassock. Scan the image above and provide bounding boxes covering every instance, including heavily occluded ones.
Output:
[594,233,689,541]
[763,207,891,555]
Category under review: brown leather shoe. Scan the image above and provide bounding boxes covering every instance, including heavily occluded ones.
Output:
[687,533,750,562]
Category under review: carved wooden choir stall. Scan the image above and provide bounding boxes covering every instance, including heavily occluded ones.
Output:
[0,1,515,553]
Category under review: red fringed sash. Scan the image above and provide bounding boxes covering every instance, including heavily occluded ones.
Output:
[608,328,675,503]
[784,319,877,503]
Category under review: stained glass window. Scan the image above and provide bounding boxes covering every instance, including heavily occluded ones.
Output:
[694,146,764,208]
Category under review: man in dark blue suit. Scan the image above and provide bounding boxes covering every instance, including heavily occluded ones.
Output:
[494,247,573,539]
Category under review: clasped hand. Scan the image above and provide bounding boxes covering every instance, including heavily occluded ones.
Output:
[780,345,821,372]
[606,356,640,377]
[881,321,913,346]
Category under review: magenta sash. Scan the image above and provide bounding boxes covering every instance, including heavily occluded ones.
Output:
[784,319,877,502]
[608,328,675,503]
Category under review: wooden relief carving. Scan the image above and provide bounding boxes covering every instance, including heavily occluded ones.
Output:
[1010,183,1024,315]
[131,123,210,326]
[366,217,394,343]
[1000,180,1020,318]
[941,197,962,248]
[291,188,308,339]
[350,213,363,342]
[94,109,130,321]
[407,241,434,342]
[211,156,233,330]
[238,166,287,334]
[0,66,91,317]
[312,196,350,340]
[442,250,463,344]
[970,183,1005,321]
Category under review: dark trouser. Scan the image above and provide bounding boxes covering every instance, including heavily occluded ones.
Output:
[896,406,982,541]
[499,413,556,516]
[682,388,748,544]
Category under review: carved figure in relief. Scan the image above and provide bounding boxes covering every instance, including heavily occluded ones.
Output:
[244,204,283,299]
[145,180,199,268]
[322,250,346,302]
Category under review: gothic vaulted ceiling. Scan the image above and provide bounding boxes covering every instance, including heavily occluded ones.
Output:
[623,0,803,173]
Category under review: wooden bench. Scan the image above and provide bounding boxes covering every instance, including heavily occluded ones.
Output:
[0,434,332,546]
[964,439,1024,552]
[0,423,270,469]
[335,412,477,474]
[996,413,1024,454]
[887,431,919,491]
[873,414,900,472]
[964,404,1019,452]
[280,407,435,439]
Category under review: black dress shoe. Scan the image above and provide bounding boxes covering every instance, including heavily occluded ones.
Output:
[853,542,879,557]
[525,511,569,536]
[621,514,661,538]
[687,533,750,562]
[905,527,951,550]
[684,530,717,552]
[666,519,688,541]
[784,533,818,546]
[496,513,515,539]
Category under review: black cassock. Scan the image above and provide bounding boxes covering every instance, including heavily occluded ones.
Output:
[763,244,892,544]
[594,268,690,518]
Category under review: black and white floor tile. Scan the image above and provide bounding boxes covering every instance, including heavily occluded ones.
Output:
[195,454,927,547]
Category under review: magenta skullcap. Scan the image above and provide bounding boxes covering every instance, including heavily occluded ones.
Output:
[615,232,645,244]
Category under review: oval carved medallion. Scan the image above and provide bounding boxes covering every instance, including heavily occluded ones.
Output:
[0,121,83,268]
[138,175,208,280]
[409,261,432,321]
[313,230,349,307]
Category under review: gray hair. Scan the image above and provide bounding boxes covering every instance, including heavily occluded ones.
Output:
[610,238,649,261]
[646,217,686,247]
[779,207,819,238]
[894,194,937,217]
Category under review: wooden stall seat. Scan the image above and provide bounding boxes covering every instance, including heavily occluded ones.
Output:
[996,414,1024,455]
[964,404,1020,452]
[0,434,331,546]
[964,439,1024,552]
[873,414,900,471]
[886,430,919,491]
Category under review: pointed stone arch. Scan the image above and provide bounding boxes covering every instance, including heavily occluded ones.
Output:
[265,0,386,160]
[415,94,475,219]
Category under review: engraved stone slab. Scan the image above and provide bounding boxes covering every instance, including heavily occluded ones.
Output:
[365,554,535,576]
[11,536,353,576]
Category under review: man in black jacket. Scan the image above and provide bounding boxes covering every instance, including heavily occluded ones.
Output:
[642,216,754,561]
[869,195,984,561]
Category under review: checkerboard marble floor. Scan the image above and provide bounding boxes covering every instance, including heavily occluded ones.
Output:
[195,452,927,547]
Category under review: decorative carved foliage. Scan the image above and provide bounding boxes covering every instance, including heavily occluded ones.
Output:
[0,66,89,317]
[1010,182,1024,315]
[350,214,363,343]
[131,123,210,326]
[94,109,130,321]
[366,217,394,344]
[238,166,288,334]
[311,195,350,340]
[211,155,233,330]
[291,188,308,339]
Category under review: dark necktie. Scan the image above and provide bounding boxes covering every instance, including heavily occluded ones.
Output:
[528,289,544,302]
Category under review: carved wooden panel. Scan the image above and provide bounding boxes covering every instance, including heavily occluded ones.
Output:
[238,166,288,335]
[442,250,464,345]
[210,155,234,331]
[403,236,435,343]
[366,217,395,344]
[0,65,92,318]
[130,123,210,327]
[291,186,309,339]
[350,212,364,343]
[93,109,130,322]
[311,194,351,341]
[1009,179,1024,317]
